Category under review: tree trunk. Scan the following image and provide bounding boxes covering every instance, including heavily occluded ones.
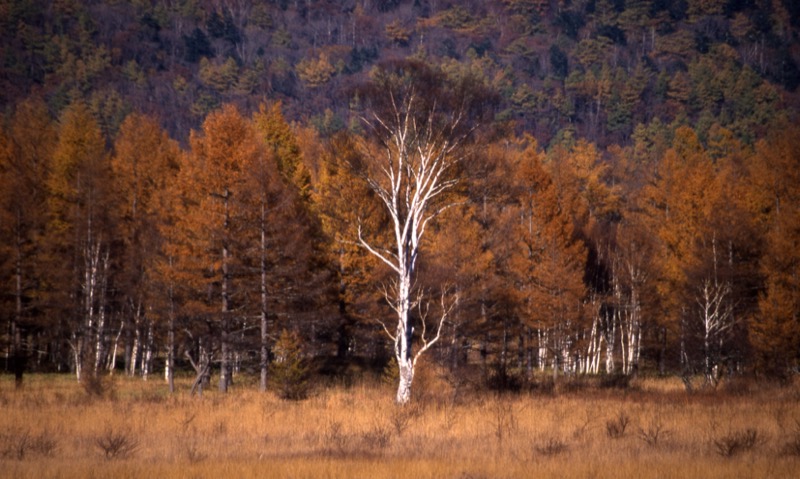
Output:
[397,356,414,404]
[142,320,153,380]
[12,222,24,387]
[167,306,175,393]
[395,275,413,404]
[94,250,110,374]
[129,325,140,377]
[219,189,231,393]
[107,320,123,373]
[259,203,269,393]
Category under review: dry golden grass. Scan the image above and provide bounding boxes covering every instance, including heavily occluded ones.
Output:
[1,371,799,478]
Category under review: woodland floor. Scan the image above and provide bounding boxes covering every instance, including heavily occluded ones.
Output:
[1,370,799,478]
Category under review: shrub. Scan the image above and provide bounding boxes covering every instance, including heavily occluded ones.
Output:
[638,422,669,447]
[270,329,312,400]
[782,431,800,456]
[360,423,392,452]
[389,403,422,435]
[0,428,58,460]
[321,421,350,456]
[94,428,139,460]
[81,373,116,399]
[606,411,630,439]
[713,428,762,457]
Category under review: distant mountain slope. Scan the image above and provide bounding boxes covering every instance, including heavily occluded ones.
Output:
[1,0,798,147]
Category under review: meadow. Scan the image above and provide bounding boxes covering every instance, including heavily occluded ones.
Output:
[1,369,799,479]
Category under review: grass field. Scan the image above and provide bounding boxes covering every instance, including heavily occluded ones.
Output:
[1,370,799,478]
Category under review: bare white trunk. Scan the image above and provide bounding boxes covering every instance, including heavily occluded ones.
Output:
[107,320,124,373]
[219,189,231,393]
[166,256,176,393]
[129,326,140,376]
[697,237,734,387]
[94,249,110,373]
[260,202,269,393]
[72,335,83,382]
[537,329,547,372]
[142,320,153,380]
[166,305,175,392]
[605,312,616,374]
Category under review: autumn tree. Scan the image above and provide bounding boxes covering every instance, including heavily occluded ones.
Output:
[252,102,312,197]
[110,113,180,381]
[246,104,317,393]
[460,138,527,384]
[425,201,492,374]
[0,96,55,384]
[749,124,800,377]
[605,221,657,375]
[44,100,114,381]
[506,138,587,379]
[313,132,390,365]
[636,125,756,385]
[352,60,493,404]
[174,104,262,393]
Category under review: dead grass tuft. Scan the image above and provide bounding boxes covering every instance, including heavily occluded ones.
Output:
[605,411,631,439]
[638,421,670,447]
[535,436,568,456]
[712,428,763,457]
[94,427,140,460]
[0,427,59,460]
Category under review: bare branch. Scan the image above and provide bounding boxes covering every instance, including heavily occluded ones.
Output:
[414,287,458,366]
[357,221,400,274]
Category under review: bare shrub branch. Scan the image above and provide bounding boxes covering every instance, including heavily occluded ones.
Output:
[94,428,140,460]
[606,411,630,439]
[713,428,763,457]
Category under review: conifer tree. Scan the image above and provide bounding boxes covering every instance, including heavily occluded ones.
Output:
[45,100,113,380]
[749,125,800,376]
[111,112,180,380]
[0,96,55,382]
[174,104,262,393]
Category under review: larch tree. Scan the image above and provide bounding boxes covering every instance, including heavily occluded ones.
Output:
[252,101,312,197]
[45,100,113,381]
[0,96,55,384]
[352,60,492,404]
[638,127,713,352]
[425,201,492,373]
[313,132,389,364]
[247,103,316,393]
[639,125,747,386]
[602,221,654,375]
[110,112,180,382]
[507,138,587,378]
[176,104,262,393]
[749,124,800,377]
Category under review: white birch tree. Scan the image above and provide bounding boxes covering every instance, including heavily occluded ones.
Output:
[695,237,736,387]
[353,60,490,404]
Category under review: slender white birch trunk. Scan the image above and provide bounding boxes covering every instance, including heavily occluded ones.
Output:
[259,202,269,393]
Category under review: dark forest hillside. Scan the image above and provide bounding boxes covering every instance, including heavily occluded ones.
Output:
[1,0,798,146]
